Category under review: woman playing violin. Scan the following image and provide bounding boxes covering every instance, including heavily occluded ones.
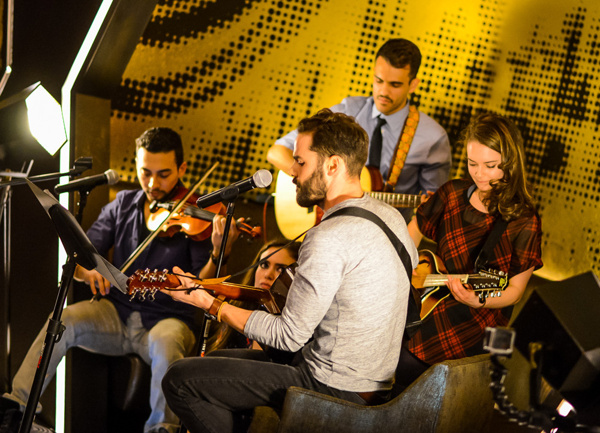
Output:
[397,112,543,388]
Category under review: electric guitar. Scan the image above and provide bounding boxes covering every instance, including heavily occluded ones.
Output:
[126,264,296,315]
[273,168,422,240]
[413,250,508,319]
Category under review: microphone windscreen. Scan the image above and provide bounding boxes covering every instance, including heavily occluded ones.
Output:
[105,169,120,185]
[253,169,273,188]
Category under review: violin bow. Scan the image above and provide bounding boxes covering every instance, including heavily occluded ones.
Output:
[120,160,220,273]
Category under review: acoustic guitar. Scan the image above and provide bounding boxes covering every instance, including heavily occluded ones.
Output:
[413,250,508,319]
[125,264,296,315]
[273,167,422,240]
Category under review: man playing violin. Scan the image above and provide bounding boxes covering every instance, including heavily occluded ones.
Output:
[0,127,239,433]
[161,109,418,433]
[267,38,452,221]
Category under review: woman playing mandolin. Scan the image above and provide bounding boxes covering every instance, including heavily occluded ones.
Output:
[399,112,543,387]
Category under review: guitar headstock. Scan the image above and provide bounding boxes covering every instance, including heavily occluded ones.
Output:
[126,268,179,301]
[469,269,509,301]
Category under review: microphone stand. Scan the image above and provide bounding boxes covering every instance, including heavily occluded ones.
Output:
[0,156,93,189]
[178,201,236,433]
[197,200,235,357]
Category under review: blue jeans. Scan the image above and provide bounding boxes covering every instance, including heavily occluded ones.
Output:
[162,349,366,433]
[3,299,195,433]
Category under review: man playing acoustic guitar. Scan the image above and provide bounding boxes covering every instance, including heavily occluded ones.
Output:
[267,38,452,221]
[162,109,418,433]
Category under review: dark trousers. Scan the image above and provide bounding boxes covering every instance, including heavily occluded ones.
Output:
[161,349,366,433]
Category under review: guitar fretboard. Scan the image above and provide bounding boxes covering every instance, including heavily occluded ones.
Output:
[366,191,420,208]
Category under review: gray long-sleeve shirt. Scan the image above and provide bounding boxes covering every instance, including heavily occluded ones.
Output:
[245,195,418,392]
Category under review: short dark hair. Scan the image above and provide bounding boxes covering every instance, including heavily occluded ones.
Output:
[376,38,422,80]
[297,108,368,177]
[135,127,184,167]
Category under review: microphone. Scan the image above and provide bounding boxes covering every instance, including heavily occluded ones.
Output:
[55,169,120,194]
[196,169,273,209]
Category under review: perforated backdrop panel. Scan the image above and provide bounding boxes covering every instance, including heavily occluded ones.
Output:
[110,0,600,281]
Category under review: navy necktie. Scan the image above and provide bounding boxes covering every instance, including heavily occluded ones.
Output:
[368,116,387,169]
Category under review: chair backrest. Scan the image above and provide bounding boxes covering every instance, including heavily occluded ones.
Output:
[274,354,494,433]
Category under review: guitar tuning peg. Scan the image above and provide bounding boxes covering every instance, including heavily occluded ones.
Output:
[159,270,168,282]
[150,288,157,301]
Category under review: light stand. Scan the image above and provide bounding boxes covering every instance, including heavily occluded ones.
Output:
[18,179,128,433]
[0,161,33,393]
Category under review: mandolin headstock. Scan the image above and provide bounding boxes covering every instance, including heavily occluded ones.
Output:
[469,269,509,301]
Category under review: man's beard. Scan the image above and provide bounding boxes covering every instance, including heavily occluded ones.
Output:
[295,167,327,208]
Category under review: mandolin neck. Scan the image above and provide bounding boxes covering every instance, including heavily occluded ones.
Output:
[425,274,470,285]
[365,191,420,208]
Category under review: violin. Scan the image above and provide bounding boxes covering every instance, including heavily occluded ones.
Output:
[146,187,261,241]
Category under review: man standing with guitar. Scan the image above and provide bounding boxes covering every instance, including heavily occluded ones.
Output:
[162,109,418,433]
[267,38,452,221]
[396,112,543,389]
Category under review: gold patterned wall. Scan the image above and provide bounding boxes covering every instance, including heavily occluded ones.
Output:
[110,0,600,281]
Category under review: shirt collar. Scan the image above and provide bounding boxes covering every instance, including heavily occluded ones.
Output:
[370,99,411,121]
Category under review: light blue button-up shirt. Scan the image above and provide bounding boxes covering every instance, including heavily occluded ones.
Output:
[275,96,452,219]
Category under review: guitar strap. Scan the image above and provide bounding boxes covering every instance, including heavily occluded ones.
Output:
[385,104,420,190]
[325,206,422,339]
[466,185,509,273]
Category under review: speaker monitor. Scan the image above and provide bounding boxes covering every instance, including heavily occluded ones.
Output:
[510,271,600,416]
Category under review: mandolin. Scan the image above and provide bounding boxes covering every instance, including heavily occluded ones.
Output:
[413,250,508,319]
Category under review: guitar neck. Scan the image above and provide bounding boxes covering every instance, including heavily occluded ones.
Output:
[365,191,420,208]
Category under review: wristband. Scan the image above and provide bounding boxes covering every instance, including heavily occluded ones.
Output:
[207,296,226,321]
[216,301,228,322]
